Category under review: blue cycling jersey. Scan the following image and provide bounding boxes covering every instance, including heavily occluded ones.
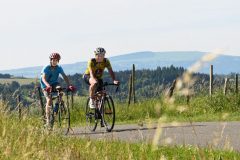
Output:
[40,65,64,89]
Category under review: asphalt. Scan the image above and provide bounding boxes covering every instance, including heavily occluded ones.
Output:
[68,121,240,152]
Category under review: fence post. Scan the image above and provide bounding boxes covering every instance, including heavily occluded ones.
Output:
[127,74,132,106]
[186,95,190,105]
[71,92,74,109]
[17,94,21,120]
[37,87,45,119]
[209,65,213,96]
[223,78,229,95]
[168,79,176,98]
[236,74,238,94]
[132,64,136,103]
[0,94,2,107]
[67,91,69,111]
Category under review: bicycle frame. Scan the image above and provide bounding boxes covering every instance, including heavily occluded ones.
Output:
[48,86,71,134]
[86,82,119,132]
[93,90,106,120]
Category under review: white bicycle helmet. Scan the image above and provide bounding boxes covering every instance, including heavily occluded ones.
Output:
[94,47,106,55]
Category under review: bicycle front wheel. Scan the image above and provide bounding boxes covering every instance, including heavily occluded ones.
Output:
[86,98,97,132]
[58,102,70,135]
[102,95,115,132]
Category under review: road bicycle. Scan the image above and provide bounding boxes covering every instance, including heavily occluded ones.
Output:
[85,82,119,132]
[48,86,72,135]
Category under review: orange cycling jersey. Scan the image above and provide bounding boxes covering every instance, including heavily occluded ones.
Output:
[84,58,112,79]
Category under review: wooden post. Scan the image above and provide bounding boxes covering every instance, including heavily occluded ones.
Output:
[209,65,213,96]
[223,78,228,95]
[186,95,190,105]
[168,79,176,98]
[0,94,2,107]
[17,95,21,120]
[67,91,69,111]
[71,92,74,109]
[37,87,45,119]
[132,64,136,103]
[27,105,30,115]
[127,74,132,106]
[236,74,238,94]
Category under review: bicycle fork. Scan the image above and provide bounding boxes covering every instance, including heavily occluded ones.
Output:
[96,97,106,127]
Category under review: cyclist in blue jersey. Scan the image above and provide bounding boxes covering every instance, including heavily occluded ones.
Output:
[40,53,75,127]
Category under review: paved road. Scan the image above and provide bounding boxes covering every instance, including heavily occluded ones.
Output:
[69,122,240,151]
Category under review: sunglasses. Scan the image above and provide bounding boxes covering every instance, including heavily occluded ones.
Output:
[95,54,105,56]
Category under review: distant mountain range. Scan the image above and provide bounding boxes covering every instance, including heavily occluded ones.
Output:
[0,51,239,78]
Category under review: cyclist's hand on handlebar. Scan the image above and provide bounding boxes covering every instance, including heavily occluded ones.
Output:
[45,86,52,93]
[68,85,76,92]
[113,80,120,85]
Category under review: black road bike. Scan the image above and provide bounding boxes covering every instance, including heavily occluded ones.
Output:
[85,82,119,132]
[48,86,72,135]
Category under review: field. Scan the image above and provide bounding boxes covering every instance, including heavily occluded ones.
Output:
[68,92,240,126]
[1,108,240,159]
[2,90,240,159]
[0,78,38,85]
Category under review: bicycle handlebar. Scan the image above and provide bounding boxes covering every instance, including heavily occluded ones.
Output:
[101,82,120,93]
[46,87,73,94]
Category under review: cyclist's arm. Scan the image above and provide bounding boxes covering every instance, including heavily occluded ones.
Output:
[108,68,116,81]
[106,59,117,81]
[41,74,51,87]
[61,73,70,86]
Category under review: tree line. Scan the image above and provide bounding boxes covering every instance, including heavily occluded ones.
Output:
[0,73,11,78]
[0,65,233,108]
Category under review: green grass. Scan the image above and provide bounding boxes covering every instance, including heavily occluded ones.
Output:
[0,110,240,159]
[0,78,37,85]
[2,91,240,159]
[69,92,240,126]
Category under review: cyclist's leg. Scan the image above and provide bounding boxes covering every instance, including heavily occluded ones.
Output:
[96,79,103,92]
[83,74,96,108]
[43,90,52,126]
[84,74,97,106]
[89,79,97,97]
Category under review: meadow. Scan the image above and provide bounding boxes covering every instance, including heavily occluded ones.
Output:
[69,92,240,126]
[0,78,37,85]
[1,102,240,159]
[0,90,236,159]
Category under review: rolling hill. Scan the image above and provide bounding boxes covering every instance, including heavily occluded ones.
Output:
[0,51,239,78]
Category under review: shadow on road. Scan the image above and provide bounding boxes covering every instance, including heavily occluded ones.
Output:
[70,124,206,136]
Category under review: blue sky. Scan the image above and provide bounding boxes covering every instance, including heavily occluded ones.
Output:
[0,0,239,70]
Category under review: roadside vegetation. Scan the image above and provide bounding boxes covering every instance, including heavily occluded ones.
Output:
[1,104,240,159]
[1,64,240,159]
[70,91,240,126]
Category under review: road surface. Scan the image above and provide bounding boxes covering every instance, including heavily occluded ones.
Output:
[69,121,240,151]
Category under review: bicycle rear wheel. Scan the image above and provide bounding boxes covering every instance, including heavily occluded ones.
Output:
[86,97,97,131]
[102,95,115,132]
[58,102,70,135]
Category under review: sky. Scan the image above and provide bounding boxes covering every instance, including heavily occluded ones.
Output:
[0,0,240,70]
